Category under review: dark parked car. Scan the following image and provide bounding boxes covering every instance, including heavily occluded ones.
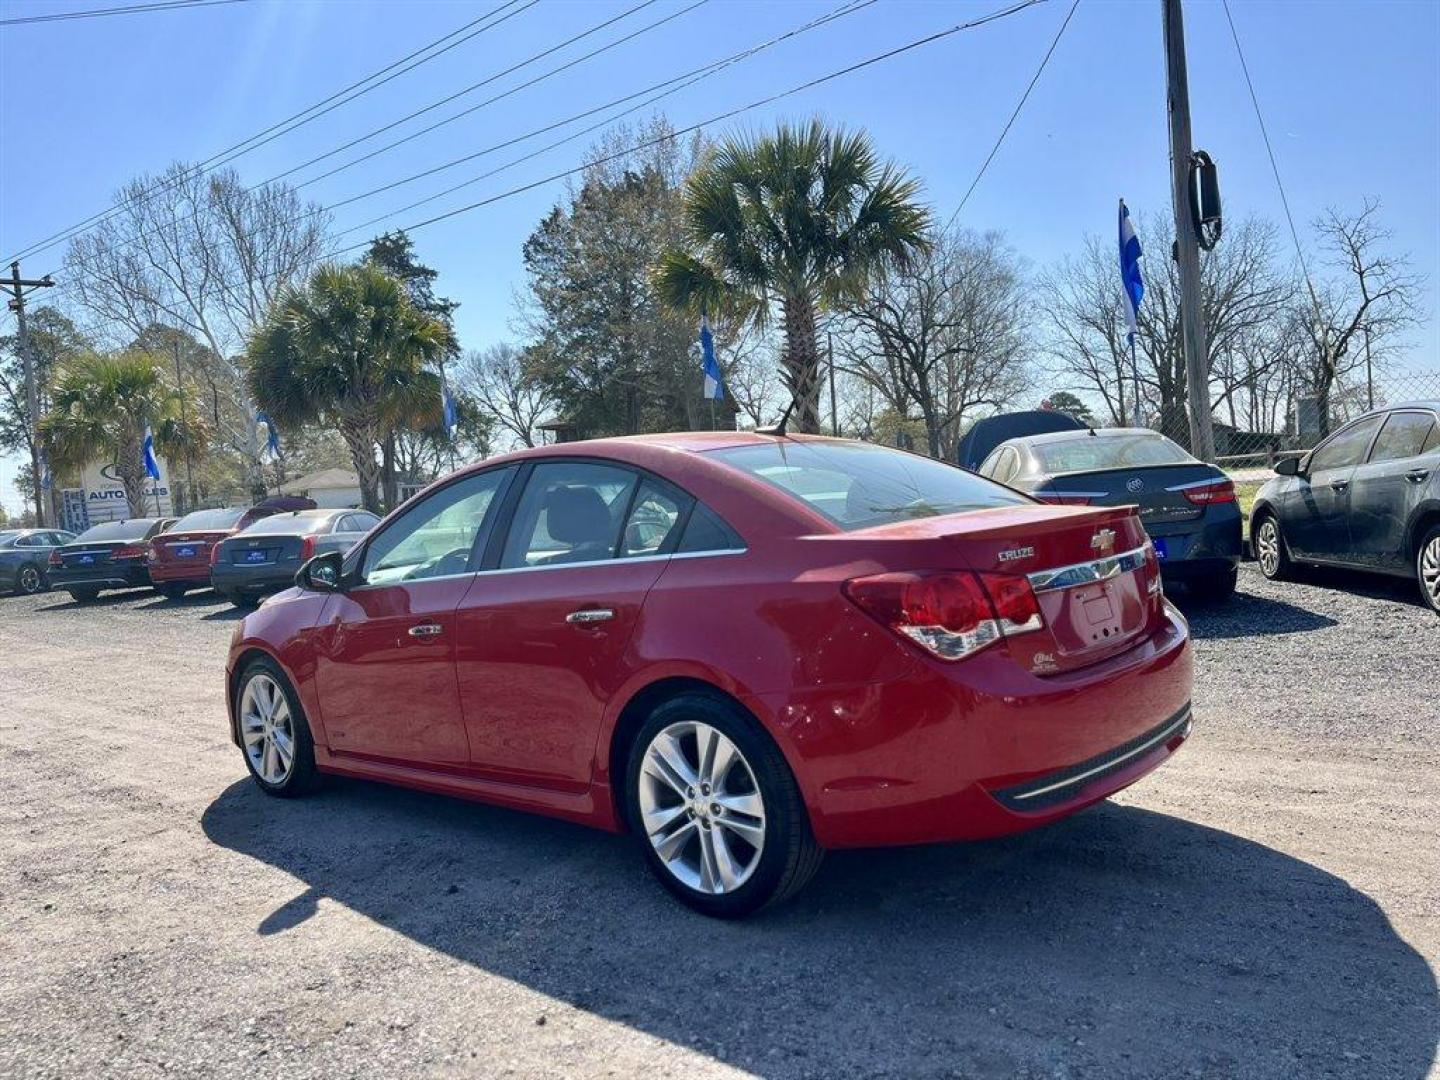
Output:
[0,528,76,595]
[49,518,176,602]
[976,427,1242,600]
[211,509,380,607]
[147,499,314,597]
[1251,402,1440,613]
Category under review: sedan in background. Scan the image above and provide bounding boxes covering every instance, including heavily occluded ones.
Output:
[211,509,380,607]
[976,428,1242,601]
[0,529,76,595]
[1251,402,1440,613]
[228,433,1192,917]
[49,518,175,602]
[147,501,309,598]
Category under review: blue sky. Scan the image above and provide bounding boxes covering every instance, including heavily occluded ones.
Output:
[1,0,1437,513]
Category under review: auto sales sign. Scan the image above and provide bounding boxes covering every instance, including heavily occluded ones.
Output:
[81,460,172,524]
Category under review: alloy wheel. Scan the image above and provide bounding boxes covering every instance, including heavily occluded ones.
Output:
[1421,535,1440,609]
[17,566,42,594]
[638,720,767,895]
[1255,519,1281,578]
[239,673,296,785]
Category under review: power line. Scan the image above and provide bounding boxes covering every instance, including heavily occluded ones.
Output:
[1219,0,1322,312]
[945,0,1078,231]
[0,0,248,27]
[42,0,875,279]
[3,0,536,263]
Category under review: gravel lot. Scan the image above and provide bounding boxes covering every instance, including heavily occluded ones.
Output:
[1,565,1436,1079]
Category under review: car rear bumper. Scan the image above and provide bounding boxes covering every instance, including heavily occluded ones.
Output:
[147,561,212,585]
[761,602,1193,849]
[211,563,299,595]
[1149,511,1242,571]
[49,564,152,591]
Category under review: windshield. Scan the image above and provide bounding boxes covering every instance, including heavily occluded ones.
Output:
[171,507,247,532]
[710,440,1028,530]
[235,512,330,537]
[74,519,155,543]
[1034,433,1194,473]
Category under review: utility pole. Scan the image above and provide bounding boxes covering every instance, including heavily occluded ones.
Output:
[1161,0,1216,461]
[5,262,56,526]
[827,331,839,437]
[172,339,197,512]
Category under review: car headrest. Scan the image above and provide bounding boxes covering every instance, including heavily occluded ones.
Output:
[542,485,612,545]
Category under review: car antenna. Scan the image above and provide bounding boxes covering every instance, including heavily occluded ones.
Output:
[756,396,798,437]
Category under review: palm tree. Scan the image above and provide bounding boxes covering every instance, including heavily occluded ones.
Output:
[41,351,204,518]
[655,120,931,433]
[245,263,452,513]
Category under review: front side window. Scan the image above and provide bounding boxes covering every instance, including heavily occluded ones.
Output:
[1309,416,1384,473]
[500,461,637,568]
[710,441,1027,531]
[1369,411,1437,463]
[362,468,511,585]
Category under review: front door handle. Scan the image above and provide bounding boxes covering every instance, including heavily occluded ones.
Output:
[1406,469,1430,483]
[1329,480,1350,492]
[566,608,615,625]
[407,623,443,638]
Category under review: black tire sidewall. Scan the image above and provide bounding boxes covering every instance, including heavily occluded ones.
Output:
[68,588,100,603]
[626,694,808,918]
[235,656,320,798]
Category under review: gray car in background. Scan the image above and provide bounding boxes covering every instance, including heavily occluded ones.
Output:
[0,529,77,595]
[210,509,380,607]
[976,427,1243,600]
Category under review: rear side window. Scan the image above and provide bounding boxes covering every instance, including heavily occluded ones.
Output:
[711,441,1026,531]
[1423,422,1440,456]
[676,505,744,553]
[500,462,638,568]
[1370,411,1436,463]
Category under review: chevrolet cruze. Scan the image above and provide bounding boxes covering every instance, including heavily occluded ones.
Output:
[227,433,1194,916]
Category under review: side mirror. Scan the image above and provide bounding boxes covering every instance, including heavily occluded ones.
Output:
[296,550,345,592]
[1274,456,1301,477]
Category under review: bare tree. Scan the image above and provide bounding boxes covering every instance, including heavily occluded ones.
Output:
[1295,200,1424,433]
[458,343,555,450]
[838,229,1030,460]
[64,163,329,488]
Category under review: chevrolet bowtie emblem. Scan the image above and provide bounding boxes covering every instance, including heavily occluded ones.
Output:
[1090,528,1117,554]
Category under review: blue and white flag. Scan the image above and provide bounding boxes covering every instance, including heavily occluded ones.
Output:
[256,411,281,459]
[441,372,459,441]
[699,313,724,401]
[1118,199,1144,345]
[142,426,161,481]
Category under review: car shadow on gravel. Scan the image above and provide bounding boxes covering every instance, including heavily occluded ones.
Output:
[35,588,154,610]
[1175,590,1339,639]
[203,779,1436,1078]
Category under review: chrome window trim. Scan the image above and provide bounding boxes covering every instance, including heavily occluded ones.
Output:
[1026,543,1151,594]
[344,546,747,591]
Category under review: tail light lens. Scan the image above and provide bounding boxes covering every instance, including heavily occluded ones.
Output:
[209,542,223,567]
[146,541,159,562]
[113,545,146,560]
[1182,479,1236,505]
[299,535,316,561]
[49,549,63,566]
[1034,492,1095,506]
[1142,541,1163,602]
[843,570,1043,662]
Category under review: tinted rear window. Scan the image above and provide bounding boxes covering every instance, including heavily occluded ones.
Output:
[171,507,247,531]
[235,513,332,537]
[710,441,1027,530]
[1034,433,1193,473]
[73,519,156,543]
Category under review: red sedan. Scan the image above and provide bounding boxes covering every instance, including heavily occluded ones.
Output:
[148,505,283,597]
[227,434,1193,917]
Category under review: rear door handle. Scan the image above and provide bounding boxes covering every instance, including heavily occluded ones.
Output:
[1406,469,1430,483]
[1329,480,1350,491]
[407,623,443,638]
[566,608,615,625]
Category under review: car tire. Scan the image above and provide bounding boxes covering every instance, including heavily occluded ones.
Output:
[1417,523,1440,616]
[67,587,100,603]
[1252,512,1291,581]
[626,693,824,918]
[1188,565,1238,603]
[231,594,259,610]
[156,584,189,600]
[234,656,322,798]
[13,562,46,595]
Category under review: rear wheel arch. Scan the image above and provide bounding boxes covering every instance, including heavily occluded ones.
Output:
[1405,504,1440,560]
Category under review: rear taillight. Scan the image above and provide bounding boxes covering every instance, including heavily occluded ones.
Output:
[1034,492,1096,506]
[1182,478,1236,505]
[299,536,316,560]
[209,542,223,567]
[843,570,1043,662]
[113,545,146,560]
[1143,541,1163,600]
[146,541,159,562]
[49,550,62,566]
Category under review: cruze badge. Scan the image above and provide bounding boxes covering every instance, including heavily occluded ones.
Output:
[1090,528,1117,554]
[998,545,1035,563]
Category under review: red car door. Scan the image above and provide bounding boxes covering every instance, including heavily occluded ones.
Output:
[454,464,686,791]
[312,467,514,767]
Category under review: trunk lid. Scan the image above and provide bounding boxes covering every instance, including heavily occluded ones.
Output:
[835,505,1161,674]
[1034,463,1226,536]
[151,529,230,567]
[56,540,130,569]
[219,533,307,567]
